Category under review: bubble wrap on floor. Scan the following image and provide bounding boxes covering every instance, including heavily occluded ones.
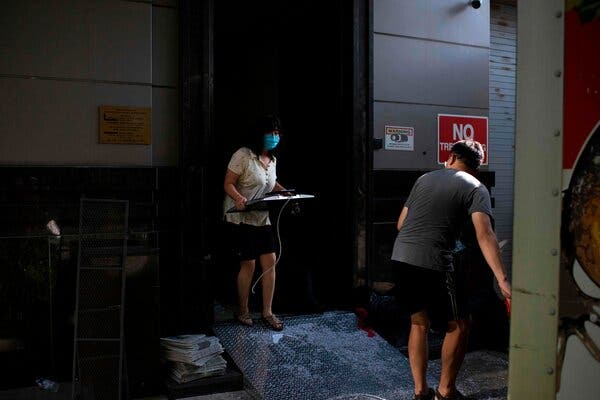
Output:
[214,311,507,400]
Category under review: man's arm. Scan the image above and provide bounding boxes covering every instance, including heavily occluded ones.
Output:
[472,211,512,299]
[397,206,409,231]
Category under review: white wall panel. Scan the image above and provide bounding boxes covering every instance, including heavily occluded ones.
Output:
[0,0,152,83]
[374,34,489,108]
[373,101,489,170]
[152,6,178,87]
[0,0,181,166]
[0,77,152,165]
[152,88,178,166]
[151,0,178,7]
[374,0,490,47]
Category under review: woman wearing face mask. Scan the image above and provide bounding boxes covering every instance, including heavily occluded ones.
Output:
[223,114,287,331]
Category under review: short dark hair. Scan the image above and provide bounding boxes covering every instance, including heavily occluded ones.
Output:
[255,114,282,134]
[451,140,484,170]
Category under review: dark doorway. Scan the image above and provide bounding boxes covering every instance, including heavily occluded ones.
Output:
[210,0,358,315]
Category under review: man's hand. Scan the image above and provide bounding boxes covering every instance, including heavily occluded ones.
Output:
[497,276,511,300]
[472,211,512,302]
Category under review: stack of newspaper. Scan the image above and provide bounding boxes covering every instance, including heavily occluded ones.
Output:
[160,334,227,384]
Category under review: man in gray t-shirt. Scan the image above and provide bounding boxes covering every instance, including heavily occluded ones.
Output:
[392,167,492,271]
[391,140,511,400]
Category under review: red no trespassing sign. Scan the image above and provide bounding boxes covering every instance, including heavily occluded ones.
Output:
[437,114,488,165]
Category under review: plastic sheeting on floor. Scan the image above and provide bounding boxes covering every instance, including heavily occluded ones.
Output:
[214,311,507,400]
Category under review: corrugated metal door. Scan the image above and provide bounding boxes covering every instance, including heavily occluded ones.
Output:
[489,2,517,271]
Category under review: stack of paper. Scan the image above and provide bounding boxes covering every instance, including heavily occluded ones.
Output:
[160,334,227,384]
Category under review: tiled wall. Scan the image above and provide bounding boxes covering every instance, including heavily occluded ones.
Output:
[0,166,179,395]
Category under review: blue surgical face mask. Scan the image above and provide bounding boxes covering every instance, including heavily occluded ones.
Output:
[263,133,280,151]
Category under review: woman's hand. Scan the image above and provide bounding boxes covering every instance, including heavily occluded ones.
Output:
[234,196,247,210]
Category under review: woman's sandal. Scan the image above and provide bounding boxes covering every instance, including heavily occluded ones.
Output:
[236,313,253,327]
[262,314,283,331]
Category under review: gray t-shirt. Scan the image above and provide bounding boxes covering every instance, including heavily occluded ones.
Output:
[391,168,492,272]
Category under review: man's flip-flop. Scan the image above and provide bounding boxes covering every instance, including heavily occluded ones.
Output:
[261,314,283,331]
[434,388,473,400]
[413,388,434,400]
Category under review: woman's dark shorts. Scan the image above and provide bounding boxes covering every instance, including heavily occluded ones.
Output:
[228,223,276,261]
[393,261,469,322]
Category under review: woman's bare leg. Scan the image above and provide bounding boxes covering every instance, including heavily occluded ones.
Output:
[259,252,277,316]
[237,259,256,316]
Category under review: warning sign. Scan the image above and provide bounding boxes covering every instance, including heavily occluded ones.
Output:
[385,126,414,151]
[99,105,151,145]
[438,114,488,164]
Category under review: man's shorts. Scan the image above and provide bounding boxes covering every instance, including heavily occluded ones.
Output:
[393,261,469,322]
[228,223,276,261]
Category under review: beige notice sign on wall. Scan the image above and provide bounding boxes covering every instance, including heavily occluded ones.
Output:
[99,105,151,145]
